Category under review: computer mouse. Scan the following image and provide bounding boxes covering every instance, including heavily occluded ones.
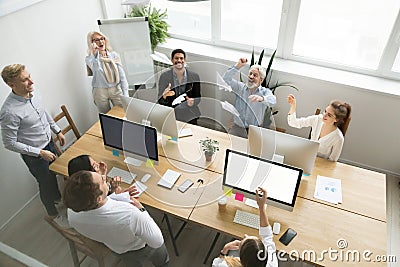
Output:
[273,222,281,235]
[141,174,151,183]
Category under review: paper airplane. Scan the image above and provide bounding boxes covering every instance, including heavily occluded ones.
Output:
[221,101,240,117]
[216,72,232,92]
[172,93,187,106]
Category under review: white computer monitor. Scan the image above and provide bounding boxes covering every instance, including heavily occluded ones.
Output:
[120,95,179,139]
[99,113,159,166]
[223,149,302,212]
[248,125,319,174]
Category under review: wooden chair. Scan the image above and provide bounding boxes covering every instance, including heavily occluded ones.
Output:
[44,216,121,267]
[309,108,351,138]
[53,105,81,156]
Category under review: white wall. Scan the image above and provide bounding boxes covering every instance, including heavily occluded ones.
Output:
[0,0,125,228]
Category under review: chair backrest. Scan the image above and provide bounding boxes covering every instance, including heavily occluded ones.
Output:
[308,108,321,139]
[53,105,81,156]
[44,216,111,265]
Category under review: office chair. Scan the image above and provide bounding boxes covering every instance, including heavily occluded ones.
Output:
[44,216,121,267]
[308,108,321,139]
[53,105,81,156]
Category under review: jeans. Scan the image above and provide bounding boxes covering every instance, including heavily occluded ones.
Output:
[119,244,169,267]
[21,140,61,216]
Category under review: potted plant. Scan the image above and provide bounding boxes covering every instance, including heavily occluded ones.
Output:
[127,4,170,51]
[199,137,219,161]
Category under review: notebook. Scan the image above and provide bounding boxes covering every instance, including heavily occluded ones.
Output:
[157,169,181,189]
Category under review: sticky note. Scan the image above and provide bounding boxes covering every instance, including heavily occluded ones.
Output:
[146,159,154,168]
[223,187,233,196]
[235,192,244,202]
[171,137,178,141]
[112,150,119,156]
[302,173,310,176]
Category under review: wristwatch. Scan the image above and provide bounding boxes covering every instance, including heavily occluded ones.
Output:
[139,207,146,212]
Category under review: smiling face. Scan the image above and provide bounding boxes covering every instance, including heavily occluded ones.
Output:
[247,68,262,90]
[322,105,338,125]
[91,172,109,204]
[8,69,34,98]
[171,52,186,71]
[92,33,106,51]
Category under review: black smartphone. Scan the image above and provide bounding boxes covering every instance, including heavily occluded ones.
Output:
[279,228,297,246]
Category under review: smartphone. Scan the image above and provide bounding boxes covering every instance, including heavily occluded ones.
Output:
[178,179,194,193]
[279,228,297,246]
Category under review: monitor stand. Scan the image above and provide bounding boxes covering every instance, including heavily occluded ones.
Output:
[125,157,143,167]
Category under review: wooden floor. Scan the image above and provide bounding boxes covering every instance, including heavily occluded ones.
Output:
[1,175,399,267]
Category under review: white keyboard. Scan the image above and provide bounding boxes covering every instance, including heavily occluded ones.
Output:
[233,210,260,229]
[107,167,136,184]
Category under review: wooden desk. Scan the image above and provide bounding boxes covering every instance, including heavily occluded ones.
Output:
[192,179,387,266]
[84,106,386,222]
[49,134,219,220]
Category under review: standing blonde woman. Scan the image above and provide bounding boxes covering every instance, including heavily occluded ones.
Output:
[86,31,129,113]
[287,94,352,161]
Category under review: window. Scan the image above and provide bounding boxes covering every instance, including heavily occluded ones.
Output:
[293,0,400,70]
[152,0,211,40]
[151,0,400,80]
[220,0,282,49]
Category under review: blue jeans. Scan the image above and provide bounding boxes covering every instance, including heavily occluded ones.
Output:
[21,140,61,216]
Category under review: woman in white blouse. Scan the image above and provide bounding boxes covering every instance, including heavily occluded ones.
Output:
[287,94,351,161]
[212,187,278,267]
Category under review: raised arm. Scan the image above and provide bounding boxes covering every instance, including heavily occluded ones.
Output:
[256,187,269,227]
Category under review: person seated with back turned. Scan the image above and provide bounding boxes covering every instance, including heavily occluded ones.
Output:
[86,31,129,113]
[287,94,352,161]
[212,187,278,267]
[158,48,201,125]
[223,58,276,138]
[67,154,138,199]
[64,170,169,267]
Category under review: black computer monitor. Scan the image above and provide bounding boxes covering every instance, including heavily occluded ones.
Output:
[99,113,159,165]
[223,149,302,212]
[120,95,179,139]
[248,125,319,174]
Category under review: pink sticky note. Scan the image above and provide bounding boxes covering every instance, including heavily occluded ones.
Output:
[235,192,244,202]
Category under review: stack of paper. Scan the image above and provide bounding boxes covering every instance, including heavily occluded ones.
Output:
[158,169,181,189]
[314,175,342,204]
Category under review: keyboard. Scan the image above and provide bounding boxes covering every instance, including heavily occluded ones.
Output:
[107,167,137,184]
[233,210,260,229]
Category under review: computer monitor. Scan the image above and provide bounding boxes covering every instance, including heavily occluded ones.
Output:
[248,125,319,174]
[99,113,159,166]
[120,95,179,139]
[223,149,302,212]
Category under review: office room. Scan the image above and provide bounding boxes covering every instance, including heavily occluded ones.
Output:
[0,0,399,266]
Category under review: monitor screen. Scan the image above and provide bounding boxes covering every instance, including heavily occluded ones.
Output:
[99,113,158,163]
[223,149,302,212]
[120,95,179,139]
[248,125,319,174]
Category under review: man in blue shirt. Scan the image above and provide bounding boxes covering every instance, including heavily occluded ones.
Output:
[0,64,66,216]
[223,58,276,138]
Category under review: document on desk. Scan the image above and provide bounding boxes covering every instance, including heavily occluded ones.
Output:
[314,175,342,204]
[178,128,193,138]
[157,169,181,189]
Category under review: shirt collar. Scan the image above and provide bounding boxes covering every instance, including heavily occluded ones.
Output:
[10,91,33,103]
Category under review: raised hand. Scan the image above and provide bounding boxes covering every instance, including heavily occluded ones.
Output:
[162,83,175,99]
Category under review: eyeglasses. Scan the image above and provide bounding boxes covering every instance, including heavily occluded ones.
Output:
[323,109,336,119]
[92,37,105,43]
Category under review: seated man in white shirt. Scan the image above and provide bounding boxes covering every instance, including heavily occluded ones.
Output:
[64,170,169,267]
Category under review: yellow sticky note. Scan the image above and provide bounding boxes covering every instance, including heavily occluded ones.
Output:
[146,159,154,168]
[223,186,233,196]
